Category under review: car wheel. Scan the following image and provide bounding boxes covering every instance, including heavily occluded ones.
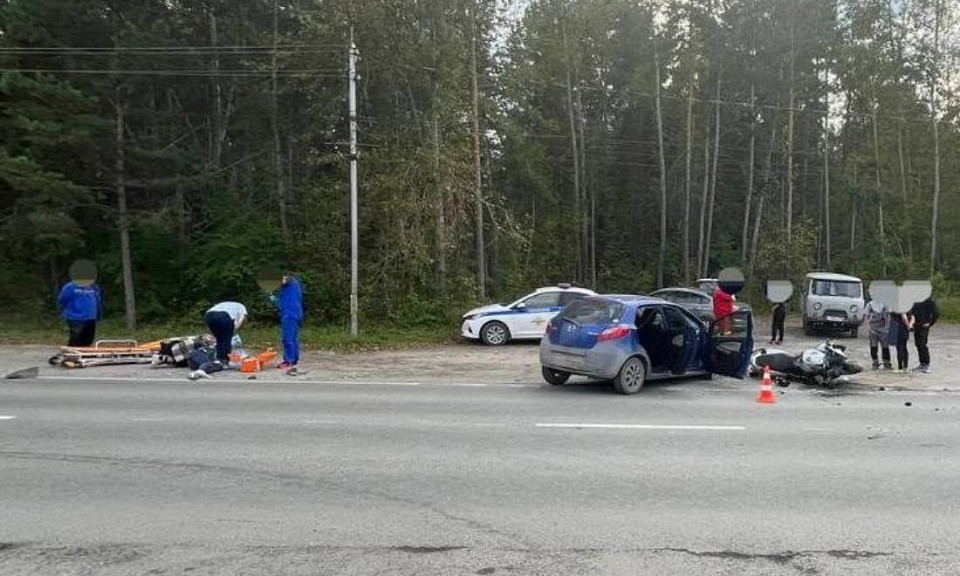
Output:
[613,357,646,395]
[849,327,859,338]
[480,321,510,346]
[541,367,570,386]
[803,318,814,336]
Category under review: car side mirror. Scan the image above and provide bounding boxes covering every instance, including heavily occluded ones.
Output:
[515,302,526,310]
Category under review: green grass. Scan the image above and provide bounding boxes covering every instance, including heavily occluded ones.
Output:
[937,297,960,324]
[0,316,456,352]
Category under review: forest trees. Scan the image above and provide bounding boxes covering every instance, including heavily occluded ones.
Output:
[0,0,958,326]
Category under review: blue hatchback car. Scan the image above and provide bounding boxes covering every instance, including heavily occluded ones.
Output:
[539,295,754,394]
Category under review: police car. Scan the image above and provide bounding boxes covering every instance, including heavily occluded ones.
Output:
[461,285,596,346]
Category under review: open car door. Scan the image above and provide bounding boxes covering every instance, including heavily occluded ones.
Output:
[707,310,754,378]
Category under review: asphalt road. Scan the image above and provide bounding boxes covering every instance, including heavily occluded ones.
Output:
[1,376,959,575]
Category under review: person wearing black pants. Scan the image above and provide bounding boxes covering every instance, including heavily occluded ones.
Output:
[58,279,103,347]
[769,302,786,345]
[203,301,248,363]
[890,312,911,372]
[908,297,939,373]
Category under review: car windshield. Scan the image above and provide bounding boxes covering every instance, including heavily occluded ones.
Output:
[561,299,624,324]
[811,280,861,298]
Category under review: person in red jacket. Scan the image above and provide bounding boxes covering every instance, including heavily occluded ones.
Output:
[713,286,735,334]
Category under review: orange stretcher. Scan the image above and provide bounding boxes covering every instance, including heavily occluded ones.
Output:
[49,339,163,369]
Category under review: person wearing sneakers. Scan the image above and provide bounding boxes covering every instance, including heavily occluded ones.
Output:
[889,310,911,373]
[864,298,891,370]
[269,272,303,372]
[908,296,939,373]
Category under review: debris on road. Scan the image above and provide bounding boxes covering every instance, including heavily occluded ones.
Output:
[4,367,38,379]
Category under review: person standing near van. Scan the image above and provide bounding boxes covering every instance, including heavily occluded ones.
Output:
[770,302,786,345]
[204,301,247,364]
[889,311,912,373]
[908,296,939,373]
[57,278,103,347]
[864,299,892,370]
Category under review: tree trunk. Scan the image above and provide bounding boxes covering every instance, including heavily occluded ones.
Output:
[576,87,589,285]
[697,135,709,277]
[897,108,908,204]
[433,111,446,294]
[271,0,290,243]
[850,205,857,255]
[564,74,582,281]
[115,91,136,331]
[210,7,222,169]
[471,5,485,298]
[684,87,693,284]
[786,25,796,274]
[750,195,765,272]
[704,73,721,278]
[871,104,886,272]
[850,164,857,255]
[823,76,831,270]
[754,120,778,271]
[741,81,756,263]
[653,41,667,289]
[561,20,582,283]
[929,0,942,274]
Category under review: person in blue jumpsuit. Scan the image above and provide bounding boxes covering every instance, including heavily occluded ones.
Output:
[270,273,303,370]
[57,280,104,346]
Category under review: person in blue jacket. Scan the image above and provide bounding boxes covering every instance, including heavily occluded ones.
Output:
[269,272,303,370]
[57,280,104,347]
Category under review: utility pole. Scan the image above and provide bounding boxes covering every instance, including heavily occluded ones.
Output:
[349,27,359,337]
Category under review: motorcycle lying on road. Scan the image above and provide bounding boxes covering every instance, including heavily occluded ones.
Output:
[749,341,863,388]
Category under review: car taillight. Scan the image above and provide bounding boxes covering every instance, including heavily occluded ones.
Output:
[546,321,558,333]
[598,325,631,342]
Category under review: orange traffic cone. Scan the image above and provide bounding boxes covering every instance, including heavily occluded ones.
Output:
[756,365,777,404]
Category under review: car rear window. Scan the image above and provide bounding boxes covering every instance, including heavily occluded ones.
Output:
[811,280,861,298]
[560,299,625,324]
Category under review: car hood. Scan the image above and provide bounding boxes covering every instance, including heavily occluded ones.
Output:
[463,303,511,318]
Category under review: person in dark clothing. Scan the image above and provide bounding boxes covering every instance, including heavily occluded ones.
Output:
[889,311,912,372]
[203,301,247,364]
[268,273,303,370]
[770,302,786,345]
[908,297,939,373]
[57,280,103,346]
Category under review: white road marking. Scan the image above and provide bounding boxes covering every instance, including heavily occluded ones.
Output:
[130,417,166,422]
[301,420,338,425]
[0,415,17,420]
[535,423,746,431]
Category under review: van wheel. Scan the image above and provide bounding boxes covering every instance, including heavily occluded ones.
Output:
[541,367,570,386]
[849,327,859,338]
[803,319,814,336]
[613,357,646,395]
[480,321,510,346]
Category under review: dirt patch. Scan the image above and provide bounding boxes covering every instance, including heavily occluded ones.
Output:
[2,322,957,391]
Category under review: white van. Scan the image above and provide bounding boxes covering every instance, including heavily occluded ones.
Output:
[801,272,866,337]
